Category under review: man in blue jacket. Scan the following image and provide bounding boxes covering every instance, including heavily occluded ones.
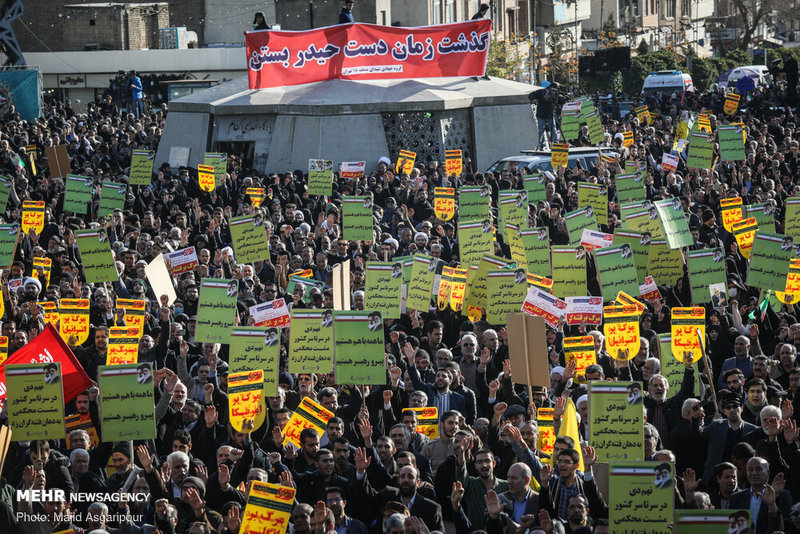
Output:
[339,0,354,23]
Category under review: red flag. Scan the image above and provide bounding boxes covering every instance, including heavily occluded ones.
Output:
[0,324,91,402]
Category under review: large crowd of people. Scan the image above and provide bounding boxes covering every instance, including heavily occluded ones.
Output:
[0,68,799,534]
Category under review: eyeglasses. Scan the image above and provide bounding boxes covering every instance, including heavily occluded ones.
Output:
[556,459,574,465]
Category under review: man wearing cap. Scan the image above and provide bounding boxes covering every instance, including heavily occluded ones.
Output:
[700,392,758,487]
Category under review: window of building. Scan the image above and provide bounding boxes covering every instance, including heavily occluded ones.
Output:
[446,0,456,22]
[433,0,442,24]
[664,0,675,17]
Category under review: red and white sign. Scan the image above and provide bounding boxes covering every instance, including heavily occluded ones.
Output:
[580,229,613,250]
[249,298,291,328]
[661,152,679,172]
[639,275,662,302]
[340,161,366,179]
[245,20,492,89]
[564,296,603,325]
[165,246,199,274]
[521,287,567,328]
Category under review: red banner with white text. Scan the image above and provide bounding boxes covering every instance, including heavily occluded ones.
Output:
[246,20,492,89]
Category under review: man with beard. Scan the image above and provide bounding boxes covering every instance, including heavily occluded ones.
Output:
[454,443,508,530]
[294,449,350,508]
[718,336,754,390]
[77,326,109,382]
[353,448,444,532]
[324,487,367,534]
[644,368,694,447]
[709,462,738,509]
[420,410,460,476]
[545,447,606,524]
[406,344,466,436]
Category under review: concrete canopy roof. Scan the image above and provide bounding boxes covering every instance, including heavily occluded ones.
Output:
[169,75,538,116]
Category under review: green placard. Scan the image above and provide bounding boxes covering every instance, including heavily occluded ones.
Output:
[564,206,598,245]
[195,278,238,344]
[523,174,547,207]
[75,228,117,283]
[365,261,403,319]
[561,110,581,140]
[289,309,334,374]
[578,182,608,224]
[594,245,640,302]
[98,363,156,441]
[609,462,673,534]
[458,218,494,269]
[674,509,751,534]
[6,363,65,440]
[615,173,646,203]
[687,248,727,304]
[97,181,126,218]
[647,240,684,287]
[229,327,280,397]
[308,159,333,196]
[718,125,746,161]
[458,186,491,221]
[333,311,386,384]
[0,176,12,213]
[745,202,775,233]
[463,254,509,312]
[129,150,154,186]
[686,132,714,169]
[586,111,604,145]
[655,198,693,249]
[505,223,528,270]
[229,214,270,263]
[394,254,415,284]
[612,229,649,284]
[406,254,437,311]
[657,333,703,399]
[784,198,800,242]
[204,153,228,185]
[486,269,528,323]
[342,196,374,242]
[286,276,324,305]
[64,174,93,214]
[623,206,665,240]
[589,381,643,461]
[0,224,19,268]
[747,231,793,292]
[498,192,527,236]
[551,246,587,298]
[520,227,551,278]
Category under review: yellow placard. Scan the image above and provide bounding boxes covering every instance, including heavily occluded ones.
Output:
[21,200,45,234]
[228,370,264,433]
[198,164,215,192]
[622,131,634,147]
[395,149,416,175]
[615,291,645,313]
[551,143,569,168]
[32,256,51,289]
[240,481,296,534]
[116,298,147,337]
[59,298,91,345]
[731,217,758,259]
[449,267,467,312]
[246,187,266,207]
[437,266,454,311]
[778,259,800,304]
[434,187,455,221]
[603,305,640,360]
[403,406,439,439]
[724,93,740,115]
[634,104,651,126]
[39,301,59,328]
[671,307,705,363]
[537,407,556,455]
[720,197,743,232]
[282,397,334,448]
[107,326,140,365]
[0,336,7,365]
[563,336,596,383]
[527,273,554,293]
[445,149,463,176]
[466,305,482,322]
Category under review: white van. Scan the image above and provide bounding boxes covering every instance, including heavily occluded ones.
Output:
[725,65,772,87]
[641,71,694,98]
